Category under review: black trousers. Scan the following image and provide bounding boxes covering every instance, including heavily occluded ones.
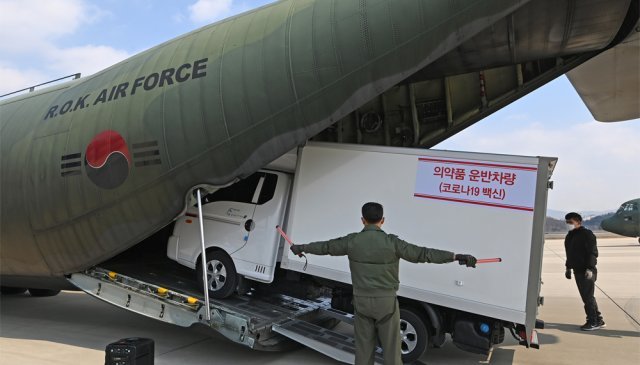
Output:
[573,269,602,323]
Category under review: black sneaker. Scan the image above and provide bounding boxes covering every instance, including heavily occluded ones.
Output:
[598,319,606,328]
[581,322,602,331]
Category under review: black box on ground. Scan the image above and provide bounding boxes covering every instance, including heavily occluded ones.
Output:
[105,337,154,365]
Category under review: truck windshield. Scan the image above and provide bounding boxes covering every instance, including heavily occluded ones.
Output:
[200,172,278,205]
[202,174,262,205]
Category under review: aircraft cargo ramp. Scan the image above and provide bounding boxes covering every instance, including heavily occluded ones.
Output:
[68,265,384,364]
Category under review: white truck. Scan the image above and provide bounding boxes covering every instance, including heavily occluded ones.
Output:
[70,142,555,364]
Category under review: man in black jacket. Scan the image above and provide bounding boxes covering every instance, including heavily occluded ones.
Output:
[564,212,605,331]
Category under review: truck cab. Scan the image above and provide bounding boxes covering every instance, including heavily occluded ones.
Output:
[166,170,291,298]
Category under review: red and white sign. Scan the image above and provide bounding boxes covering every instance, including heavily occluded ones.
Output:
[414,157,538,212]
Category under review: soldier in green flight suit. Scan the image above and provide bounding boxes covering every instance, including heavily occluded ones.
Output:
[290,202,477,365]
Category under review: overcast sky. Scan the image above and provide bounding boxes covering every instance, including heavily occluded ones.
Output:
[1,0,638,213]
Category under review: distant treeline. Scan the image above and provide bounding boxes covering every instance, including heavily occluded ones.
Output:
[545,212,615,233]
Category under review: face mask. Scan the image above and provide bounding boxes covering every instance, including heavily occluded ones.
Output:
[566,224,575,231]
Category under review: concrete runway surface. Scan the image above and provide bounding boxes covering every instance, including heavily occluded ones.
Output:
[1,237,638,364]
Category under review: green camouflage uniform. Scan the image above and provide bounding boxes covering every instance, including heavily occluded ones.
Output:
[301,225,454,365]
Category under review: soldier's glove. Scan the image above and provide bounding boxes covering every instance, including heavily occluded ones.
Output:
[290,244,305,256]
[455,254,477,268]
[565,269,572,280]
[585,269,594,281]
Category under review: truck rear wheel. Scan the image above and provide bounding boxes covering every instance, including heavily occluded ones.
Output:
[399,307,429,363]
[197,250,238,299]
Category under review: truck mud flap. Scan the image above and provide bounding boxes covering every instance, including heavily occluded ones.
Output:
[521,329,540,349]
[273,318,383,365]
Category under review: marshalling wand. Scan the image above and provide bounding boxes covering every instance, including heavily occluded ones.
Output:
[476,258,502,264]
[276,226,307,270]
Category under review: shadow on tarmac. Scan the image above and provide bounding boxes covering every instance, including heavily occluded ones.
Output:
[546,322,640,339]
[490,348,516,364]
[418,336,516,365]
[537,332,560,345]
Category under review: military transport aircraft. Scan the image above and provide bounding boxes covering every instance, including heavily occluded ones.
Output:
[1,0,639,295]
[602,199,640,244]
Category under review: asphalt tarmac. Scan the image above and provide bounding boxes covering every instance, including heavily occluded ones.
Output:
[1,237,638,364]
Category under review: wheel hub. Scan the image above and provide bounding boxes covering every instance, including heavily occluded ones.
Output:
[206,259,227,291]
[400,319,418,355]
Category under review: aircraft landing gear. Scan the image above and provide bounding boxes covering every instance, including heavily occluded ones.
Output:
[28,288,61,297]
[0,286,27,295]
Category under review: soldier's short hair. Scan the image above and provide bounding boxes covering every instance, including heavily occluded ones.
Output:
[565,212,583,223]
[362,202,383,223]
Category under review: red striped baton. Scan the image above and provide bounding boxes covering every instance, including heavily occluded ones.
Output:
[276,226,307,270]
[476,258,502,264]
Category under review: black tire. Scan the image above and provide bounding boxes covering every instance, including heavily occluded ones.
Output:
[399,306,430,364]
[0,286,27,295]
[196,250,238,299]
[28,288,61,297]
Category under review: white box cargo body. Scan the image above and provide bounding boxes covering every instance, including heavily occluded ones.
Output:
[282,142,556,336]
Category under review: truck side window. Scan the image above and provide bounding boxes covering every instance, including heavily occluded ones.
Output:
[201,173,262,205]
[257,173,278,205]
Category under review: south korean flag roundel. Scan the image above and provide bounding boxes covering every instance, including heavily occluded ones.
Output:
[85,130,131,189]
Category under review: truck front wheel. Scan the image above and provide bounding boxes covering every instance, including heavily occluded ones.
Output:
[197,250,238,299]
[399,307,429,363]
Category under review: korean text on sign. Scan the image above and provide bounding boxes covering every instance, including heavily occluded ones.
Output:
[414,158,538,212]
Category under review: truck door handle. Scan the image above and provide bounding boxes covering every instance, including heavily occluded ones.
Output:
[245,219,255,232]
